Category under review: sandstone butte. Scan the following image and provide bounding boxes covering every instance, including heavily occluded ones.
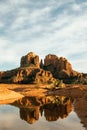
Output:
[0,51,87,84]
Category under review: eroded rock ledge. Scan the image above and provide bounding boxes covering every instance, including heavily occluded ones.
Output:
[0,52,87,84]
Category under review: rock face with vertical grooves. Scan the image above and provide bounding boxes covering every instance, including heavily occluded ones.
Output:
[0,52,54,84]
[44,54,73,78]
[43,54,82,83]
[20,52,40,68]
[0,52,86,84]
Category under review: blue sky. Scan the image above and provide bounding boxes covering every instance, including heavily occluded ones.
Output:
[0,0,87,72]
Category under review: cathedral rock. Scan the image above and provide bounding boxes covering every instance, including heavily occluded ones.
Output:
[0,52,87,84]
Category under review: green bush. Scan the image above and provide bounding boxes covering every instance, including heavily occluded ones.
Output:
[46,79,65,90]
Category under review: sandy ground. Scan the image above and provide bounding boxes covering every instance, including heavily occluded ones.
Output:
[0,83,87,128]
[0,85,24,104]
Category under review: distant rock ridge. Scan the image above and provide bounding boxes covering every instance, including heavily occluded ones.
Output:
[0,51,87,84]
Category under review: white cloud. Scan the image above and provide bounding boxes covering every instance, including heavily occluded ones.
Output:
[72,3,81,11]
[0,0,87,72]
[0,38,8,46]
[0,38,18,64]
[8,0,27,4]
[0,22,4,28]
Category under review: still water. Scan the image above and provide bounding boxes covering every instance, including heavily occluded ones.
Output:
[0,96,86,130]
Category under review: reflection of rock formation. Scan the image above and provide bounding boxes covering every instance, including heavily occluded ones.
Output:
[20,107,39,124]
[10,96,73,124]
[74,97,87,128]
[10,96,50,124]
[44,97,72,121]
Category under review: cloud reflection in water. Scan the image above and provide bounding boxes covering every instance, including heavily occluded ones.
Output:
[0,96,85,130]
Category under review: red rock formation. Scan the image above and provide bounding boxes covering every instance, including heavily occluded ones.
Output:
[0,52,86,84]
[0,52,55,84]
[43,54,80,82]
[0,67,53,84]
[20,52,39,68]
